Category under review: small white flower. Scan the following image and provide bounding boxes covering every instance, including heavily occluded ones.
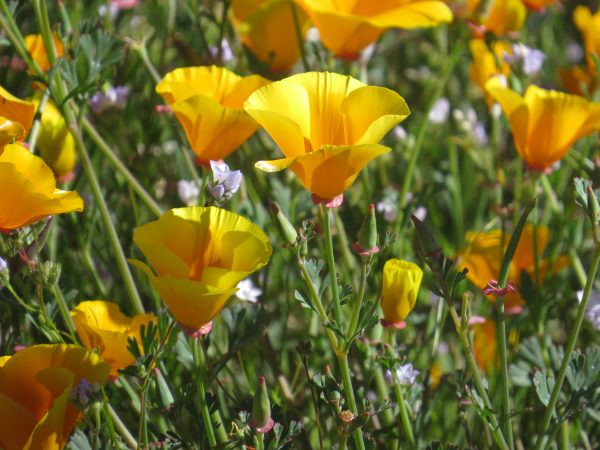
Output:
[177,179,201,206]
[235,278,262,303]
[0,257,8,290]
[209,39,234,63]
[578,290,600,331]
[567,42,584,64]
[306,27,320,43]
[413,206,427,221]
[393,125,407,141]
[360,44,375,63]
[504,44,545,75]
[153,178,167,199]
[386,363,420,386]
[428,98,450,124]
[376,199,397,223]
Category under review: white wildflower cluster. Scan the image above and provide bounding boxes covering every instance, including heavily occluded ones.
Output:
[453,107,488,146]
[177,180,201,206]
[386,363,420,386]
[235,278,263,303]
[504,43,546,75]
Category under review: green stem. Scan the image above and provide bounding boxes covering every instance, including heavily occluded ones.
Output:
[32,0,145,315]
[50,284,78,342]
[346,258,368,345]
[322,206,343,325]
[192,338,217,448]
[290,2,309,72]
[81,118,163,217]
[337,354,366,450]
[496,300,514,450]
[534,244,600,450]
[108,404,138,449]
[27,90,50,154]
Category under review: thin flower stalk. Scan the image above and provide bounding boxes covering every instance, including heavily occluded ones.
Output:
[192,338,218,448]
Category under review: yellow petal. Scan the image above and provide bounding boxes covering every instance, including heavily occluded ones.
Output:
[458,230,506,291]
[380,259,423,323]
[473,319,497,372]
[511,224,549,272]
[0,85,35,138]
[24,34,64,72]
[232,0,310,71]
[483,0,526,36]
[368,1,453,29]
[0,118,26,147]
[0,144,84,230]
[0,392,38,450]
[171,94,260,164]
[341,85,409,144]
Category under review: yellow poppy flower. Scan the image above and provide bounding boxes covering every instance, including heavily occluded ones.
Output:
[0,144,84,231]
[472,318,497,372]
[71,301,158,379]
[294,0,452,57]
[485,76,600,170]
[130,206,272,331]
[574,6,600,73]
[469,0,526,36]
[0,86,35,145]
[24,34,65,72]
[458,225,570,309]
[0,344,109,450]
[560,66,597,97]
[245,72,409,202]
[231,0,310,71]
[156,66,270,165]
[33,99,77,179]
[469,40,511,104]
[380,259,423,325]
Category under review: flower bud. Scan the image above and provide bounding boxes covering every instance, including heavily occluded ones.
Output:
[352,204,379,256]
[269,200,298,246]
[250,376,274,433]
[587,185,600,225]
[411,215,441,258]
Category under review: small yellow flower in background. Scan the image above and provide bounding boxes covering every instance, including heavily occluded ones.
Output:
[486,76,600,170]
[294,0,452,58]
[231,0,310,72]
[472,318,497,372]
[0,344,109,450]
[469,0,526,36]
[130,206,272,333]
[469,39,511,104]
[458,225,570,309]
[380,259,423,327]
[156,66,270,166]
[33,99,77,180]
[245,71,409,203]
[574,6,600,73]
[71,300,158,379]
[0,86,35,146]
[25,33,64,72]
[0,144,84,231]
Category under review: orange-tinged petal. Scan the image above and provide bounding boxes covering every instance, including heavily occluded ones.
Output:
[511,224,549,273]
[171,94,260,163]
[380,259,423,323]
[232,0,310,71]
[24,382,71,450]
[0,144,84,230]
[368,1,453,29]
[0,117,25,147]
[458,229,506,291]
[0,392,38,450]
[24,34,64,72]
[0,85,35,138]
[482,0,526,36]
[473,319,497,372]
[574,6,600,71]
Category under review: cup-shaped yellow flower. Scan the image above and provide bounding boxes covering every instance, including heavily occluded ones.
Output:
[156,66,270,165]
[380,259,423,326]
[25,33,65,72]
[574,6,600,72]
[469,0,526,36]
[130,206,272,331]
[469,40,511,104]
[231,0,310,71]
[486,76,600,170]
[33,99,77,179]
[245,72,409,202]
[294,0,452,57]
[71,301,158,379]
[0,344,109,450]
[0,144,84,231]
[0,86,35,146]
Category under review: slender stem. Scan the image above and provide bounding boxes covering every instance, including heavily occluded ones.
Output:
[108,404,138,449]
[290,2,309,72]
[50,284,78,342]
[496,299,514,450]
[81,118,163,217]
[534,245,600,450]
[322,206,343,325]
[27,90,50,154]
[337,354,366,450]
[346,258,368,344]
[192,338,217,448]
[32,0,145,314]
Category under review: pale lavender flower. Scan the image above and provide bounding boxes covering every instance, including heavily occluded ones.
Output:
[386,363,420,386]
[177,180,201,206]
[578,290,600,330]
[0,257,8,290]
[393,125,407,141]
[210,161,242,201]
[428,98,450,124]
[376,199,397,223]
[504,43,545,75]
[89,86,129,114]
[567,42,584,64]
[71,378,100,406]
[210,39,234,63]
[235,278,263,303]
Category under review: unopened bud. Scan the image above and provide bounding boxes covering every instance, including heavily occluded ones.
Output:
[269,201,298,247]
[411,215,441,258]
[353,204,379,256]
[587,186,600,225]
[250,376,274,433]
